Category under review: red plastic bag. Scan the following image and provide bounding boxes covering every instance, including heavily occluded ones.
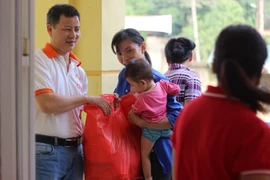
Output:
[83,94,142,180]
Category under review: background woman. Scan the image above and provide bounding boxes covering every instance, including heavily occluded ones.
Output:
[164,37,202,106]
[111,28,182,180]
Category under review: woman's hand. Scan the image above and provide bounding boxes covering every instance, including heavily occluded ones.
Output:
[128,109,144,127]
[128,109,173,129]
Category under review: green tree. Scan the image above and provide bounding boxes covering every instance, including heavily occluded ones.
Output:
[125,0,260,60]
[126,0,190,35]
[181,0,249,61]
[264,0,270,44]
[126,0,155,15]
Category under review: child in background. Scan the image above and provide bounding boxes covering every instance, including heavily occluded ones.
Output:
[124,59,180,180]
[164,37,201,106]
[172,24,270,180]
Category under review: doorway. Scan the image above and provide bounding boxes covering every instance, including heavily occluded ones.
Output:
[0,0,35,179]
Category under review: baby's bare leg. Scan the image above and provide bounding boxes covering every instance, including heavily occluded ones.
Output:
[141,135,155,180]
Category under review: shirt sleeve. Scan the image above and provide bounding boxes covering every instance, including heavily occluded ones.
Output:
[152,72,183,127]
[81,69,88,95]
[114,68,129,97]
[159,80,180,96]
[35,52,54,96]
[184,76,202,101]
[231,121,270,174]
[132,95,146,115]
[114,70,123,94]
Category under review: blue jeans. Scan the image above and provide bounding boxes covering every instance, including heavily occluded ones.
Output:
[36,142,83,180]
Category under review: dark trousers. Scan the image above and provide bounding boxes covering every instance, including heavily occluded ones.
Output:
[150,152,172,180]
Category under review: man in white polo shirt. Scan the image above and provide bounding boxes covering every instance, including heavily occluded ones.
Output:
[35,4,111,180]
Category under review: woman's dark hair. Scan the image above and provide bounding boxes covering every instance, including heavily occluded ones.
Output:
[47,4,80,27]
[111,28,152,66]
[164,37,196,64]
[123,59,153,82]
[213,24,270,112]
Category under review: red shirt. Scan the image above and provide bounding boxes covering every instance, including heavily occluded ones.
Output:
[171,86,270,180]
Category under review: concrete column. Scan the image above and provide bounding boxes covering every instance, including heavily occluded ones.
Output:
[35,0,70,49]
[71,0,125,95]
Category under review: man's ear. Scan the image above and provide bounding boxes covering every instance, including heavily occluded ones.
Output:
[47,24,53,37]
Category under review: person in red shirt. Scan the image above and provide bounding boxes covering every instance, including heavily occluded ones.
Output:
[171,24,270,180]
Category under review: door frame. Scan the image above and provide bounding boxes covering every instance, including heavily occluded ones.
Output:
[0,0,35,179]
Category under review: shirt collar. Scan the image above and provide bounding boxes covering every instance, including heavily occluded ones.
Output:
[42,43,81,67]
[168,63,189,70]
[206,85,225,94]
[204,86,241,101]
[204,86,227,98]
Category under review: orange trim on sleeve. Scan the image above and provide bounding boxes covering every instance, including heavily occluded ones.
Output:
[35,88,54,96]
[42,43,81,67]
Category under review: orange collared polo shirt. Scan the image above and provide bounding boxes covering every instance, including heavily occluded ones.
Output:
[35,43,88,138]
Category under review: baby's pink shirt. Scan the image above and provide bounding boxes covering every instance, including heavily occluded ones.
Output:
[133,80,180,123]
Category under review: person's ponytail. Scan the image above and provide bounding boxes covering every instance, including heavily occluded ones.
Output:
[144,51,152,66]
[220,59,270,112]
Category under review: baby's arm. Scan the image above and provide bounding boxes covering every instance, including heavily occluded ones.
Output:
[128,111,173,129]
[159,80,180,96]
[132,97,144,115]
